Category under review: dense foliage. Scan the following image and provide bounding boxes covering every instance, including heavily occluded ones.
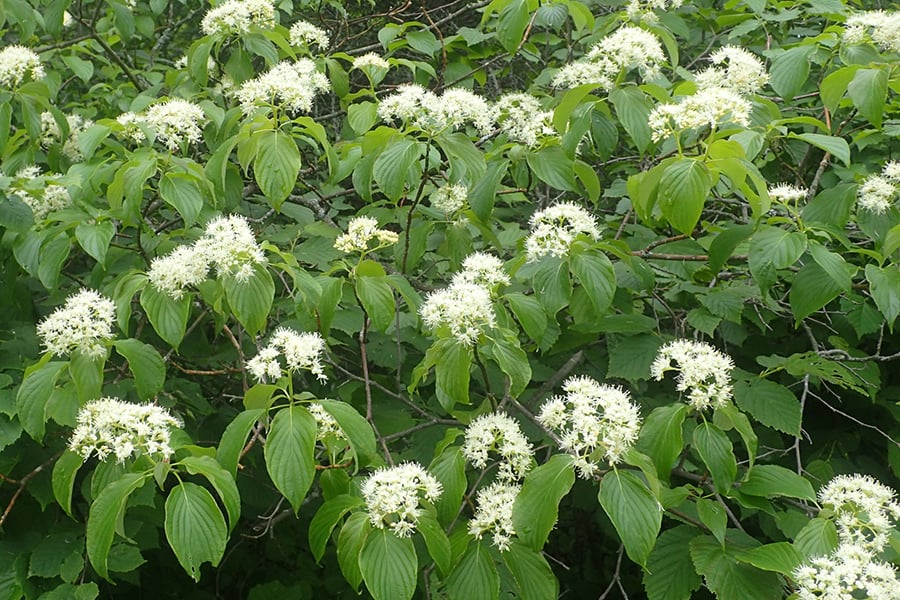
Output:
[2,0,900,598]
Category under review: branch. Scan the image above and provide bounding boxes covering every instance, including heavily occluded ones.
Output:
[1,452,62,528]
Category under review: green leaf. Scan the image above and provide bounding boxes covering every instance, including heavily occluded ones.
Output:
[748,225,807,289]
[598,469,662,568]
[69,350,104,403]
[86,473,150,580]
[502,540,559,600]
[159,172,205,226]
[164,482,228,581]
[254,130,300,210]
[643,526,702,600]
[38,234,70,290]
[496,0,529,53]
[373,138,420,201]
[486,332,531,398]
[820,65,858,114]
[264,406,317,512]
[610,87,653,152]
[636,404,686,483]
[356,274,396,333]
[789,262,844,323]
[569,249,616,316]
[16,361,68,440]
[788,133,850,167]
[708,224,754,274]
[113,339,165,400]
[847,68,888,129]
[526,146,576,191]
[359,529,418,600]
[347,102,378,135]
[531,258,571,316]
[734,542,803,575]
[433,339,473,410]
[140,285,191,350]
[436,132,486,183]
[504,293,547,343]
[469,159,508,222]
[733,378,801,437]
[692,423,737,494]
[74,222,115,265]
[793,517,838,560]
[697,498,727,547]
[689,535,782,600]
[52,450,84,518]
[216,409,264,477]
[337,512,370,591]
[317,399,377,470]
[429,446,467,526]
[512,454,575,551]
[865,264,900,331]
[446,540,499,600]
[222,263,274,336]
[178,455,241,532]
[769,46,813,101]
[740,465,815,501]
[309,495,365,563]
[658,158,712,235]
[417,513,451,576]
[808,241,852,292]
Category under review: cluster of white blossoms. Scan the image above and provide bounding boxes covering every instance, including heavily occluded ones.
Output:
[9,165,71,221]
[360,462,442,537]
[451,252,511,290]
[843,11,900,54]
[769,183,808,204]
[462,412,533,482]
[494,93,555,148]
[148,215,266,298]
[69,398,182,464]
[200,0,275,36]
[537,376,642,478]
[420,281,496,345]
[115,111,147,144]
[793,474,900,599]
[553,26,665,90]
[525,202,601,261]
[306,403,347,442]
[625,0,684,22]
[651,339,734,410]
[289,20,329,49]
[468,481,520,552]
[351,53,390,71]
[333,216,399,254]
[144,99,207,151]
[236,59,330,115]
[694,46,769,96]
[36,289,116,359]
[245,327,327,382]
[378,84,495,136]
[40,112,93,162]
[857,162,900,214]
[430,183,468,214]
[0,45,44,88]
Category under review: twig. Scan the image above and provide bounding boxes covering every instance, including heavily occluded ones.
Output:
[1,452,63,528]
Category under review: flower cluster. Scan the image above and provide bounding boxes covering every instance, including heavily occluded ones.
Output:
[36,289,116,359]
[843,11,900,54]
[857,162,900,214]
[115,111,147,144]
[420,281,495,345]
[245,327,327,382]
[378,84,494,135]
[648,86,752,142]
[525,202,601,261]
[236,59,330,114]
[553,26,665,90]
[144,99,207,151]
[468,482,520,552]
[148,215,266,298]
[69,397,182,463]
[462,412,533,482]
[430,183,468,214]
[650,339,734,410]
[625,0,684,22]
[494,93,555,148]
[307,403,347,442]
[360,462,442,537]
[793,542,900,600]
[452,252,511,290]
[200,0,275,36]
[0,45,44,88]
[818,474,900,552]
[352,53,390,71]
[769,183,807,204]
[333,216,398,254]
[694,46,768,96]
[289,20,329,49]
[40,112,93,162]
[8,165,71,221]
[537,376,642,478]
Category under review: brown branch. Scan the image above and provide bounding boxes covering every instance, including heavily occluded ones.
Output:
[1,452,63,528]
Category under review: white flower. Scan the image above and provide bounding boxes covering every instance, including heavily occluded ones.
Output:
[144,99,207,151]
[289,20,329,49]
[236,59,330,114]
[552,26,665,89]
[793,543,900,600]
[333,216,398,253]
[695,46,768,95]
[9,166,71,220]
[883,161,900,183]
[307,402,346,442]
[452,252,511,289]
[651,339,734,410]
[858,175,897,214]
[378,84,496,135]
[818,474,900,552]
[37,289,116,359]
[352,53,390,71]
[844,11,900,54]
[494,93,555,148]
[648,86,752,142]
[430,183,468,214]
[525,202,601,261]
[69,397,182,463]
[361,462,442,537]
[147,246,210,299]
[462,413,533,481]
[625,0,684,22]
[201,0,275,36]
[195,215,267,281]
[420,281,496,346]
[468,482,520,551]
[40,112,93,162]
[246,327,327,382]
[116,111,147,144]
[0,45,44,88]
[769,183,807,204]
[537,376,642,477]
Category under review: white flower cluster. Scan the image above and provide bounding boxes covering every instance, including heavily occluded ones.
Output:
[462,412,533,482]
[553,26,665,90]
[36,289,116,359]
[525,201,601,261]
[625,0,684,23]
[794,543,900,600]
[40,112,93,162]
[494,93,555,148]
[844,11,900,54]
[333,216,398,254]
[858,162,900,214]
[650,339,734,410]
[452,252,511,290]
[9,165,71,221]
[378,84,494,135]
[818,474,900,552]
[200,0,275,36]
[420,281,496,345]
[245,327,327,382]
[360,462,442,537]
[468,481,520,552]
[144,99,207,151]
[694,46,769,96]
[148,215,266,298]
[236,59,330,115]
[352,53,390,71]
[430,183,468,214]
[289,20,329,49]
[769,183,808,204]
[69,397,182,463]
[537,376,642,478]
[115,111,147,144]
[307,402,347,442]
[0,45,44,88]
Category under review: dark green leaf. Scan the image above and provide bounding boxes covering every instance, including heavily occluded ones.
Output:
[643,526,702,600]
[658,158,712,235]
[264,406,317,512]
[164,482,228,581]
[113,339,165,400]
[740,465,815,501]
[86,473,149,580]
[254,130,301,210]
[692,423,737,494]
[512,454,575,551]
[223,263,274,336]
[733,378,801,437]
[359,529,418,600]
[446,540,499,600]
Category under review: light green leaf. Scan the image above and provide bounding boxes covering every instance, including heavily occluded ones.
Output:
[643,526,702,600]
[598,469,662,567]
[486,332,531,398]
[689,535,782,600]
[512,454,575,551]
[636,404,686,484]
[526,146,577,191]
[216,409,264,477]
[113,339,165,400]
[178,455,241,532]
[16,360,68,440]
[610,87,653,152]
[793,517,838,560]
[496,0,529,53]
[531,258,572,316]
[309,495,365,563]
[697,498,727,547]
[658,158,712,235]
[504,292,548,343]
[337,512,370,592]
[788,133,850,167]
[52,450,84,518]
[317,399,377,470]
[789,262,844,323]
[347,101,378,135]
[373,138,420,201]
[734,542,803,575]
[502,540,559,600]
[164,482,228,581]
[429,446,467,526]
[69,350,104,403]
[264,406,317,512]
[74,222,115,265]
[692,423,737,494]
[254,130,301,210]
[847,67,888,129]
[140,285,191,350]
[865,264,900,331]
[446,540,499,600]
[86,473,150,580]
[359,528,418,600]
[733,378,801,437]
[748,225,807,289]
[222,263,274,336]
[417,514,451,576]
[769,46,813,101]
[740,465,815,501]
[356,274,396,333]
[433,339,473,411]
[569,248,616,316]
